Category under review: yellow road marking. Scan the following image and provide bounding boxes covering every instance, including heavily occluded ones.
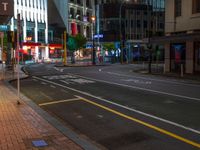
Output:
[75,95,200,149]
[39,98,81,106]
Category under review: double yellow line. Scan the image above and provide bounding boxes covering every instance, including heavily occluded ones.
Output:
[75,96,200,149]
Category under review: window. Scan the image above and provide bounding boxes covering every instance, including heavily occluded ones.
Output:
[175,0,182,17]
[192,0,200,14]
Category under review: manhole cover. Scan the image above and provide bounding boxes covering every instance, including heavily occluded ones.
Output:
[32,140,48,147]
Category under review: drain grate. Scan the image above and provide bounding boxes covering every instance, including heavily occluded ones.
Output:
[32,140,48,147]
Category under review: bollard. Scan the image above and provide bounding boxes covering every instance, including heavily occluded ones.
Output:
[181,64,184,77]
[163,63,165,74]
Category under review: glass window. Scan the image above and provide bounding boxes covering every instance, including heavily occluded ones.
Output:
[192,0,200,14]
[175,0,182,17]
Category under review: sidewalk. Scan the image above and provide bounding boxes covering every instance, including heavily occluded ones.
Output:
[130,63,200,82]
[0,65,83,150]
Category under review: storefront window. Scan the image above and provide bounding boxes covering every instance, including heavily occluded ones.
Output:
[49,49,62,59]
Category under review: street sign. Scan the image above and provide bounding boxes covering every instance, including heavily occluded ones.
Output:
[94,34,103,39]
[0,0,14,16]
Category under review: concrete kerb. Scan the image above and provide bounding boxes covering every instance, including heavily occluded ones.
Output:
[55,64,109,68]
[6,67,101,150]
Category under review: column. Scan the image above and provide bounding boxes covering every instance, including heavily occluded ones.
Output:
[164,43,170,72]
[35,21,39,60]
[186,41,194,74]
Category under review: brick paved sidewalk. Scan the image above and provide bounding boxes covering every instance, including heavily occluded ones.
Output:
[0,81,82,150]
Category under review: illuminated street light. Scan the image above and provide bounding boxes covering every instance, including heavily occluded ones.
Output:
[91,16,96,65]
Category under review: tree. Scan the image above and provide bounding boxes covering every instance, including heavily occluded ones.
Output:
[67,34,87,51]
[67,34,87,63]
[103,43,115,51]
[74,33,87,50]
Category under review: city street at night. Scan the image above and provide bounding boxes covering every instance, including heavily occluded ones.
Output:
[1,0,200,149]
[10,63,200,150]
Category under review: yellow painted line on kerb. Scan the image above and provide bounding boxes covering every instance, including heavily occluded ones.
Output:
[75,96,200,149]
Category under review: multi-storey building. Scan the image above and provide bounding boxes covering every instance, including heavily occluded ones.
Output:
[96,0,165,62]
[10,0,49,61]
[0,0,96,62]
[68,0,95,39]
[49,0,95,39]
[164,0,200,74]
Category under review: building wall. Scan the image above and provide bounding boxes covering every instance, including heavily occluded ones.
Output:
[68,0,95,40]
[165,0,200,34]
[165,0,200,74]
[11,0,48,60]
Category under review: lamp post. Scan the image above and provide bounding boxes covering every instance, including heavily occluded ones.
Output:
[119,0,129,64]
[91,16,96,65]
[146,0,152,73]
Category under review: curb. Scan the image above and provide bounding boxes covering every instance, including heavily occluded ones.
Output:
[7,67,102,150]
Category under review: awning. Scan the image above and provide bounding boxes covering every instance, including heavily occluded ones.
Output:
[22,42,41,47]
[150,33,200,44]
[49,43,63,48]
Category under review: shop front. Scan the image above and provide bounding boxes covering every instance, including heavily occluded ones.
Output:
[170,43,186,73]
[49,44,63,63]
[194,41,200,72]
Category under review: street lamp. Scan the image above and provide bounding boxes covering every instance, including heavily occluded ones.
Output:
[119,0,129,64]
[91,16,96,65]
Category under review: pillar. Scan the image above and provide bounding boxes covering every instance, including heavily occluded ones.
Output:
[186,41,194,74]
[164,43,170,72]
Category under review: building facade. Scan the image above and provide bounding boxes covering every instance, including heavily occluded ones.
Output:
[68,0,95,39]
[96,0,165,62]
[11,0,49,62]
[164,0,200,74]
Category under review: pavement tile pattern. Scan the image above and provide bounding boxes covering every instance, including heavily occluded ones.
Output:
[0,81,82,150]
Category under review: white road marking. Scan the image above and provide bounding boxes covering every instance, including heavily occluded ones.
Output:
[71,74,200,102]
[106,71,200,87]
[50,85,56,88]
[54,67,64,73]
[33,76,200,135]
[43,75,77,80]
[41,82,47,85]
[39,98,81,106]
[121,79,152,84]
[33,79,38,82]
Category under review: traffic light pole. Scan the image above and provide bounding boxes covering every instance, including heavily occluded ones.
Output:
[63,31,67,66]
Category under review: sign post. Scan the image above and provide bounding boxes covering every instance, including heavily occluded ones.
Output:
[0,32,4,80]
[17,14,20,104]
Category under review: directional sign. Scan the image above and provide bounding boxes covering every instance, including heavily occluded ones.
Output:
[0,0,14,16]
[94,34,103,39]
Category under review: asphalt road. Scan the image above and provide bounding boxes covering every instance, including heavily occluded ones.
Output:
[11,63,200,150]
